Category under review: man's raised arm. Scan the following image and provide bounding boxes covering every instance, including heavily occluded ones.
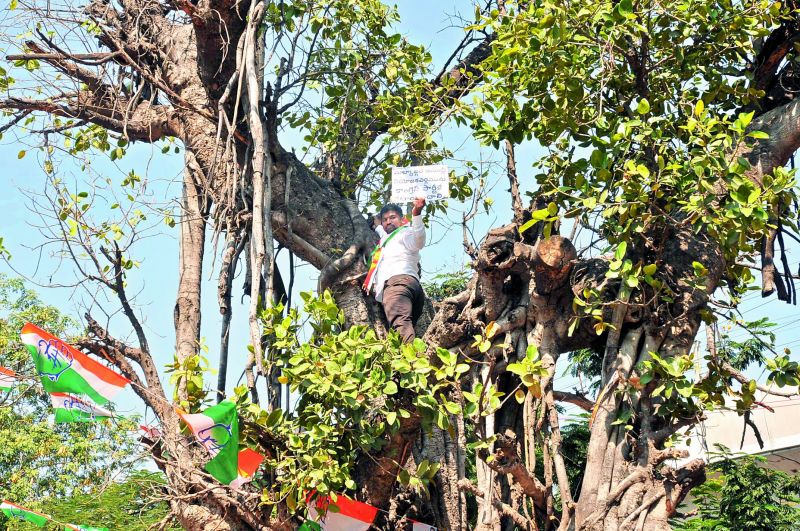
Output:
[404,196,427,251]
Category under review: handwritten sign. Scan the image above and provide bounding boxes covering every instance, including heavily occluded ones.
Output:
[391,165,450,203]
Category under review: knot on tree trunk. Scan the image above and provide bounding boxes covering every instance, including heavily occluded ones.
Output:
[477,225,518,271]
[520,235,577,295]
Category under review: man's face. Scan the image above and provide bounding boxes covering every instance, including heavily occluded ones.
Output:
[381,209,403,233]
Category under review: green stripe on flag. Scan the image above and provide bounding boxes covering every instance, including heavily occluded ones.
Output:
[203,401,239,484]
[54,408,109,423]
[297,521,322,531]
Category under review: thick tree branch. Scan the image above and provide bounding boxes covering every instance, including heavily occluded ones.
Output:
[480,433,548,511]
[0,95,179,141]
[722,360,800,397]
[745,96,800,179]
[553,390,594,411]
[10,41,107,93]
[748,4,800,113]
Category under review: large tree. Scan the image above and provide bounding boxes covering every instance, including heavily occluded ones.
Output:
[2,0,800,530]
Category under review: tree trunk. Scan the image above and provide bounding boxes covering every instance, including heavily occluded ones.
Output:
[174,152,208,403]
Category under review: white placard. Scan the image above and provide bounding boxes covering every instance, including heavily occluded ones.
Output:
[391,165,449,203]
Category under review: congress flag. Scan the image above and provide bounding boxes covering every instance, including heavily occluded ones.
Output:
[51,393,113,423]
[0,500,50,527]
[178,400,239,484]
[21,323,129,405]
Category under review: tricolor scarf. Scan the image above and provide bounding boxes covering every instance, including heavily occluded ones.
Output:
[362,220,409,294]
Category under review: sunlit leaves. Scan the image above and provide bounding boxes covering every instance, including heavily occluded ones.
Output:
[236,291,470,513]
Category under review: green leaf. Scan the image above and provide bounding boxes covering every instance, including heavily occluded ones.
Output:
[695,99,705,117]
[266,408,283,427]
[739,110,754,128]
[615,241,628,261]
[444,400,462,415]
[636,98,650,115]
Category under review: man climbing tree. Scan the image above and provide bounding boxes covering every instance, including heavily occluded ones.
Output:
[364,196,427,343]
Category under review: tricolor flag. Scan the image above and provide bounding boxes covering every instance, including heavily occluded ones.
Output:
[230,448,265,489]
[0,500,50,527]
[305,494,378,531]
[178,400,239,484]
[21,323,130,405]
[65,525,108,531]
[50,393,113,423]
[0,366,16,392]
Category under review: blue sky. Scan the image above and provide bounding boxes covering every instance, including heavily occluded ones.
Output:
[0,0,798,423]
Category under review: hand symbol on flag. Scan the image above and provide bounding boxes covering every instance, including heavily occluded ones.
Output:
[198,423,233,453]
[38,338,74,381]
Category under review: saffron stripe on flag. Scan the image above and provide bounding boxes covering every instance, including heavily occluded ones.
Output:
[21,322,130,404]
[230,448,265,489]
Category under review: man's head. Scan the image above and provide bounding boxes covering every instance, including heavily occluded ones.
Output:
[379,203,404,233]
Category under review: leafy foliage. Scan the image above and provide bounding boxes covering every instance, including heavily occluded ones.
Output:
[717,317,776,371]
[1,470,177,530]
[230,291,468,512]
[674,449,800,531]
[464,0,796,308]
[422,267,471,302]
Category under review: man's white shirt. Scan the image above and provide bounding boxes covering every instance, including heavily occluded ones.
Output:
[373,215,426,302]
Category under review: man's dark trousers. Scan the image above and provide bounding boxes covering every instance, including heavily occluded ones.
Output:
[382,274,424,343]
